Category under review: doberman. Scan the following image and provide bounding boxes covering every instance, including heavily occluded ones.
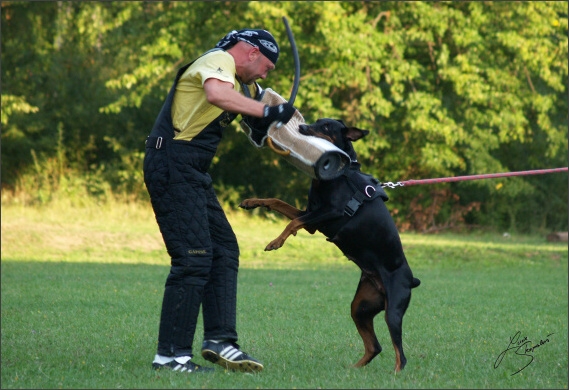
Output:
[239,118,421,372]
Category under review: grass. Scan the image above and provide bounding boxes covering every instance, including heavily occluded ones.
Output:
[1,201,567,389]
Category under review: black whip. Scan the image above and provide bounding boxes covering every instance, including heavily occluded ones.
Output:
[282,16,300,105]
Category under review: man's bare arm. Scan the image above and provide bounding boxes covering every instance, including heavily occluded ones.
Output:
[203,78,265,117]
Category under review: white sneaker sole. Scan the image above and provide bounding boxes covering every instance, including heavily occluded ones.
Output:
[201,349,264,373]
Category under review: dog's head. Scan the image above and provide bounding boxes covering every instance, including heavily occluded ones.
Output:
[299,119,369,160]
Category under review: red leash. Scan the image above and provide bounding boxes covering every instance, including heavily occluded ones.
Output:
[382,167,568,188]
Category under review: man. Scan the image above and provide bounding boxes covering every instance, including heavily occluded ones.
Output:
[143,29,295,373]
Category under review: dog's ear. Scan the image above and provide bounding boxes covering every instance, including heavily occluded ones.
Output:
[344,127,369,142]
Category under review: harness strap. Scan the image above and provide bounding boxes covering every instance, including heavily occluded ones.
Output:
[343,168,386,217]
[344,190,366,217]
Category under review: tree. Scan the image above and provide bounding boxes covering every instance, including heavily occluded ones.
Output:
[2,1,567,232]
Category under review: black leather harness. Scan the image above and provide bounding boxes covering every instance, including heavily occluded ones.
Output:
[343,166,389,217]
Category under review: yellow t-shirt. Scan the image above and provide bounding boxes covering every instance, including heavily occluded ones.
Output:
[172,50,256,141]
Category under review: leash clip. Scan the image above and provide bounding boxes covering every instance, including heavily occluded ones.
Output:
[364,185,376,198]
[382,181,404,189]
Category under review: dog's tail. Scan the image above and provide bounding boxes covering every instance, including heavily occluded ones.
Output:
[411,277,421,288]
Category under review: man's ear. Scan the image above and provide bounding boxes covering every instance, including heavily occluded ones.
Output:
[248,46,261,62]
[345,127,369,141]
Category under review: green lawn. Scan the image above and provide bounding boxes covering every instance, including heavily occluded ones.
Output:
[1,202,567,389]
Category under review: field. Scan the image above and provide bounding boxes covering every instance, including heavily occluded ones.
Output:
[1,201,567,389]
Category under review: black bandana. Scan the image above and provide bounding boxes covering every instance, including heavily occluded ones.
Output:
[215,29,280,65]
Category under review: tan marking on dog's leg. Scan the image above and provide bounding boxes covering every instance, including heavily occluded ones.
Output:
[393,343,402,373]
[240,198,302,220]
[384,296,407,373]
[351,274,384,367]
[265,218,305,250]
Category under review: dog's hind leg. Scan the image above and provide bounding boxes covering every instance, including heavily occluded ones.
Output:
[384,280,413,373]
[351,273,385,367]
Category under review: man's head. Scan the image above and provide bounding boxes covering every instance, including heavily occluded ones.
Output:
[216,29,280,64]
[216,29,280,84]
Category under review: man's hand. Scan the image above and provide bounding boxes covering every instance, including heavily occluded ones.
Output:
[263,103,296,125]
[242,102,296,143]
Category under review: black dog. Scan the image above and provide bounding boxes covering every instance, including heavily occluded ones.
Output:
[239,118,420,372]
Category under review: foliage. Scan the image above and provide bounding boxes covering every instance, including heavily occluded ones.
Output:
[1,1,567,232]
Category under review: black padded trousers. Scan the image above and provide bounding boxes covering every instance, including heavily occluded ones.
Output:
[144,145,239,358]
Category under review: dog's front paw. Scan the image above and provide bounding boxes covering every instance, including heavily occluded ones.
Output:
[264,239,284,251]
[239,199,263,210]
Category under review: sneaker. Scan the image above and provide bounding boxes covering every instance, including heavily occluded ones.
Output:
[201,340,264,372]
[152,355,214,373]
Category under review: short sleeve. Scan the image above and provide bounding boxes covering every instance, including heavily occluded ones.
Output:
[193,50,236,86]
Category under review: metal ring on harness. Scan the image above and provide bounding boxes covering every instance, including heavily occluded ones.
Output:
[365,185,376,198]
[267,136,291,156]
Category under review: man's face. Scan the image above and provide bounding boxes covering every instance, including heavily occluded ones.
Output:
[240,50,275,84]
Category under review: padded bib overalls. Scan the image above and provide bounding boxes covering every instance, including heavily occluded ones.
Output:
[143,53,241,358]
